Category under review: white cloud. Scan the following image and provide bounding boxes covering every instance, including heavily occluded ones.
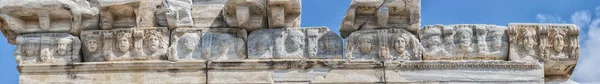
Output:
[571,11,592,28]
[572,19,600,83]
[595,6,600,17]
[536,14,567,23]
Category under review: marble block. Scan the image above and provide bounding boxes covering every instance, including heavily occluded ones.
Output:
[207,28,247,61]
[420,24,509,60]
[344,29,422,61]
[99,0,140,29]
[15,33,81,64]
[81,27,169,62]
[267,0,301,28]
[0,0,98,44]
[508,23,580,82]
[339,0,421,38]
[191,0,228,28]
[168,28,211,61]
[165,0,194,29]
[248,27,343,59]
[223,0,267,31]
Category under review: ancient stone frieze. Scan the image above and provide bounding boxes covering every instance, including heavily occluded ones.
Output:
[248,27,342,59]
[508,23,580,82]
[345,29,422,61]
[207,28,247,61]
[81,27,169,61]
[168,28,210,61]
[267,0,301,28]
[420,24,508,60]
[223,0,267,31]
[15,33,81,64]
[340,0,421,38]
[0,0,98,44]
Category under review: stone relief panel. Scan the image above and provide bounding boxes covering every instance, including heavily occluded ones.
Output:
[345,30,381,61]
[267,0,301,28]
[248,29,275,59]
[248,28,307,59]
[339,0,421,38]
[537,24,580,79]
[82,27,169,61]
[168,28,210,61]
[382,29,422,61]
[421,24,508,60]
[191,0,228,28]
[508,24,541,62]
[208,28,247,61]
[99,0,140,29]
[0,0,98,44]
[223,0,267,31]
[305,27,342,59]
[15,33,81,64]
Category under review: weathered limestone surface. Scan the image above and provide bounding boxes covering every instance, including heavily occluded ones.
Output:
[420,24,509,60]
[223,0,267,31]
[267,0,301,28]
[15,33,81,64]
[340,0,421,38]
[81,27,169,62]
[168,28,210,61]
[344,29,423,61]
[248,27,342,59]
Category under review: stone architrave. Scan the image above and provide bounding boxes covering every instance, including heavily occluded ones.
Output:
[344,30,381,61]
[481,25,509,60]
[15,33,81,64]
[421,24,508,60]
[267,0,301,28]
[208,28,247,61]
[99,0,140,29]
[223,0,267,31]
[510,23,580,82]
[382,29,422,61]
[248,28,307,59]
[191,0,228,28]
[0,0,98,44]
[165,0,193,29]
[339,0,421,38]
[168,28,210,61]
[305,27,343,59]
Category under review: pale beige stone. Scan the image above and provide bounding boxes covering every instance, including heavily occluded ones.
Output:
[267,0,301,28]
[15,33,81,64]
[223,0,267,31]
[339,0,421,38]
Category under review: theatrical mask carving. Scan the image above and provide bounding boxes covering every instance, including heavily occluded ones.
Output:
[386,29,422,61]
[208,28,247,61]
[484,26,508,60]
[81,32,104,62]
[508,24,540,62]
[454,26,474,58]
[15,33,80,64]
[168,28,210,61]
[134,28,169,60]
[276,29,306,58]
[0,0,98,44]
[539,25,580,61]
[420,25,450,60]
[15,37,40,64]
[304,27,343,59]
[345,30,379,60]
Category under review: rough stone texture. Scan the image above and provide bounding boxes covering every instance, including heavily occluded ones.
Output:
[248,27,342,59]
[168,28,210,61]
[306,28,343,59]
[508,23,580,82]
[19,61,206,84]
[208,28,247,61]
[0,0,98,44]
[420,24,509,60]
[99,0,140,29]
[223,0,267,31]
[339,0,421,38]
[15,33,81,64]
[385,60,544,83]
[191,0,228,28]
[81,27,169,62]
[344,29,422,61]
[165,0,194,29]
[267,0,301,28]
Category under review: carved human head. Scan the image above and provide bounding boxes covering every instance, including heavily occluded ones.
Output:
[550,28,566,52]
[489,28,505,50]
[456,27,472,50]
[24,41,38,56]
[358,35,373,54]
[285,30,305,52]
[57,38,72,56]
[521,28,537,51]
[323,34,340,51]
[180,33,200,52]
[423,27,442,48]
[147,31,162,52]
[393,35,407,54]
[214,34,234,54]
[85,37,101,53]
[117,32,131,52]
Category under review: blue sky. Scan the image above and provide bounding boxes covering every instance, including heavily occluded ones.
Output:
[1,0,600,83]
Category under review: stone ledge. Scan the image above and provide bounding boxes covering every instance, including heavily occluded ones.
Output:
[385,60,542,70]
[19,60,206,73]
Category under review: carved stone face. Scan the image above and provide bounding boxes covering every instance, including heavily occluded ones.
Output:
[181,34,200,52]
[457,31,472,50]
[523,33,536,51]
[24,43,37,56]
[490,32,503,50]
[86,39,100,53]
[553,34,565,52]
[394,37,406,54]
[427,36,441,48]
[117,37,130,52]
[358,35,373,54]
[325,37,338,51]
[285,33,304,52]
[57,39,71,56]
[148,35,161,52]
